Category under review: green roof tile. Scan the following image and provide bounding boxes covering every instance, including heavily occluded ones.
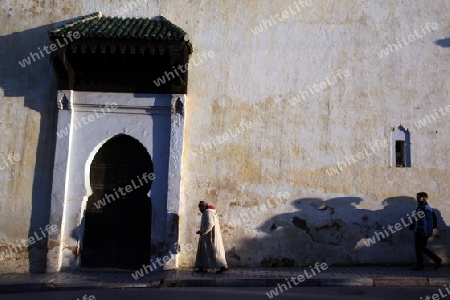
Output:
[48,12,190,42]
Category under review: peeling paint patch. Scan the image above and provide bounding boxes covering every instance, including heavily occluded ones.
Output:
[316,220,343,230]
[0,244,28,261]
[47,240,61,251]
[64,246,79,255]
[292,217,319,242]
[292,217,309,231]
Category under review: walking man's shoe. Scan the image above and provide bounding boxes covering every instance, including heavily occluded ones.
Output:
[434,258,442,270]
[216,266,229,274]
[194,268,208,273]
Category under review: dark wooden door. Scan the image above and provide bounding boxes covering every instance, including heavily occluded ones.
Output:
[81,135,153,269]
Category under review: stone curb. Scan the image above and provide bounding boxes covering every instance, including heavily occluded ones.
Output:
[429,278,450,286]
[1,277,450,293]
[373,278,430,287]
[320,278,374,287]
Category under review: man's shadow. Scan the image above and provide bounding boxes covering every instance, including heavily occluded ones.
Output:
[226,196,449,267]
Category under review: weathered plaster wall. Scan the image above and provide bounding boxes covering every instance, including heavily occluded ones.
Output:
[176,0,450,267]
[0,0,449,273]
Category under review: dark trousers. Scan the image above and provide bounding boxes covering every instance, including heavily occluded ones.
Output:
[415,232,440,268]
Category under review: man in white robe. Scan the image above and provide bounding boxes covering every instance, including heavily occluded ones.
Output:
[195,201,229,273]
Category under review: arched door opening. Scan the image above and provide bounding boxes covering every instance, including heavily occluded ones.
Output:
[81,134,153,269]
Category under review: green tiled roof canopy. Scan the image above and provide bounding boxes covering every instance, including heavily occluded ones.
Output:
[49,12,192,50]
[48,12,192,93]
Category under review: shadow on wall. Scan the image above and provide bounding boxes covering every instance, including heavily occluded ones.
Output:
[226,196,449,268]
[0,23,59,272]
[435,38,450,48]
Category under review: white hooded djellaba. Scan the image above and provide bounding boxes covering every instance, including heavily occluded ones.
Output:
[195,205,228,269]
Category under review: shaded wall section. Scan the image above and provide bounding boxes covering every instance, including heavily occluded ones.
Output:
[0,17,57,272]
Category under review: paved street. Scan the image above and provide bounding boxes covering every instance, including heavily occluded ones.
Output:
[0,287,447,300]
[0,266,449,294]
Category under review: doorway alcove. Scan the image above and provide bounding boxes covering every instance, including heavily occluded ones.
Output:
[82,134,153,269]
[46,13,189,272]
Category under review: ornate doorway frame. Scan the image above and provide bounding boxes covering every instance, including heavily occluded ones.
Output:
[46,91,185,272]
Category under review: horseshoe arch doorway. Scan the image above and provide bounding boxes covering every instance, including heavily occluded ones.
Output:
[81,134,153,269]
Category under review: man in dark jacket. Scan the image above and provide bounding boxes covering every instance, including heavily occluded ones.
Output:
[411,192,442,271]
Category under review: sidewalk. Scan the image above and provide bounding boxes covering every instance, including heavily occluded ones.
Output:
[0,266,449,293]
